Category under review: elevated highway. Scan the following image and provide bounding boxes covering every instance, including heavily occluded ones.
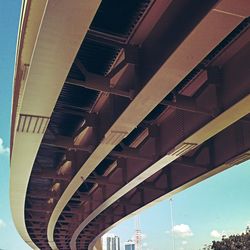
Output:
[10,0,250,249]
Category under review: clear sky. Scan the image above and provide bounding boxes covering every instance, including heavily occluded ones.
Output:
[0,1,249,250]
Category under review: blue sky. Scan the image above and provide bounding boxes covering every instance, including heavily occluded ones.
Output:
[0,1,249,250]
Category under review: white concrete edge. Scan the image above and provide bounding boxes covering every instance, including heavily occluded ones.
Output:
[10,1,49,249]
[10,1,101,249]
[11,0,49,148]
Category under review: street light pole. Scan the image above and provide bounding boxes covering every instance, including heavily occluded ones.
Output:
[169,198,175,250]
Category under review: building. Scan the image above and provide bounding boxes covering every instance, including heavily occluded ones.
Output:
[103,234,120,250]
[124,240,135,250]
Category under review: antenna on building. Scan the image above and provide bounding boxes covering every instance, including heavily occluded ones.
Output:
[134,215,142,250]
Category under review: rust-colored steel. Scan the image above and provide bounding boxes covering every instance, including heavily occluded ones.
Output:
[12,0,250,250]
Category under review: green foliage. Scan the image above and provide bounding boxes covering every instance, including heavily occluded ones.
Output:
[203,227,250,250]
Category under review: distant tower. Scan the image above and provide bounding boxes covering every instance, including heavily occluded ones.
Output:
[134,216,142,250]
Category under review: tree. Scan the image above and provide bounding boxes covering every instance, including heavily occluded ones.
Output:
[203,228,250,250]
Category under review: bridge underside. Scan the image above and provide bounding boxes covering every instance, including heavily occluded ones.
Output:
[11,0,250,249]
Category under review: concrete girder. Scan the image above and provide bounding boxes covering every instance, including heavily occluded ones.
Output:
[10,1,101,249]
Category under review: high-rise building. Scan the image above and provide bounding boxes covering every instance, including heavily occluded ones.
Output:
[102,234,120,250]
[124,240,135,250]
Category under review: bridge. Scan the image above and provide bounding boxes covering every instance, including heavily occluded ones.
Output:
[10,0,250,249]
